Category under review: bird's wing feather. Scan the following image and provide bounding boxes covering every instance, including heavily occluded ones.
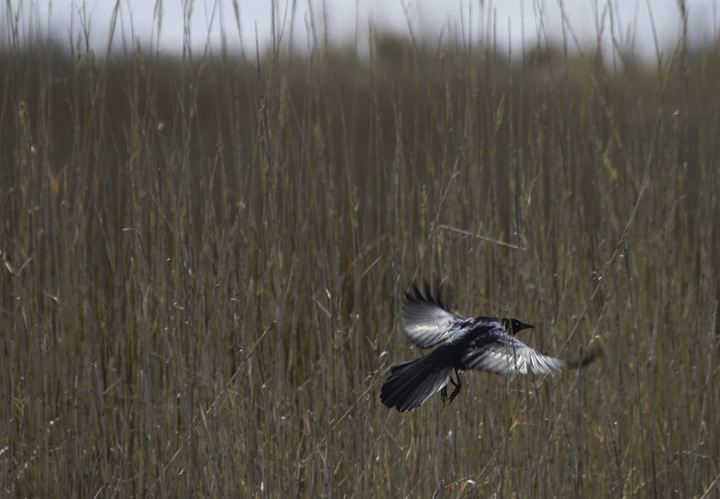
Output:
[401,285,461,348]
[461,334,568,375]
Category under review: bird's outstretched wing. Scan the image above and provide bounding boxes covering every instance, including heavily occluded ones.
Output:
[401,283,462,349]
[461,331,569,375]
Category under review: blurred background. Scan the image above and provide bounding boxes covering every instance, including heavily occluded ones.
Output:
[3,0,718,58]
[1,0,719,497]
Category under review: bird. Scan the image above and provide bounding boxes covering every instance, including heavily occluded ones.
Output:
[380,284,599,412]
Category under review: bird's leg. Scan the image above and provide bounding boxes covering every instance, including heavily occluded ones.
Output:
[441,369,463,406]
[447,368,462,405]
[440,378,453,405]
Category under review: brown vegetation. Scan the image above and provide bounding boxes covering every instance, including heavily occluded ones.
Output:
[1,26,719,497]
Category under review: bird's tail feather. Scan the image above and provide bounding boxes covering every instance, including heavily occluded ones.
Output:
[380,353,452,413]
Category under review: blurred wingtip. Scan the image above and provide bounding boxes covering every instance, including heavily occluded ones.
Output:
[405,280,449,311]
[569,344,604,368]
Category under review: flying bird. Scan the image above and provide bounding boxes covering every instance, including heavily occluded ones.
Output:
[380,284,598,412]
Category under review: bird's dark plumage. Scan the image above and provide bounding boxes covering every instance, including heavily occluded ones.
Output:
[380,284,598,412]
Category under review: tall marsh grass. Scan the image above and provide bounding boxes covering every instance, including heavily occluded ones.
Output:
[1,6,719,497]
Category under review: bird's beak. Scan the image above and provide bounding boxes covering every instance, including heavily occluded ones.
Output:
[515,321,534,333]
[501,318,535,334]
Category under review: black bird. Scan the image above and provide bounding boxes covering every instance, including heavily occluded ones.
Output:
[380,284,597,412]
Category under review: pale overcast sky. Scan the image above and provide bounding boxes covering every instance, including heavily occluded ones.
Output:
[2,0,717,59]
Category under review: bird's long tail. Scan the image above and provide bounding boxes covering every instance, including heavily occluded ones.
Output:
[380,351,453,413]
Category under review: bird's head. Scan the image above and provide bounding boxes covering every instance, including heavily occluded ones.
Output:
[501,318,534,334]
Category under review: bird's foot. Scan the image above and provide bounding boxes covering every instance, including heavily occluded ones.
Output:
[447,383,461,405]
[441,370,462,406]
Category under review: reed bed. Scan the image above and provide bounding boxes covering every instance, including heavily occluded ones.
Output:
[1,8,719,497]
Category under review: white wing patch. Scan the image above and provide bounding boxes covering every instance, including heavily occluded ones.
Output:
[402,299,459,348]
[462,340,569,375]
